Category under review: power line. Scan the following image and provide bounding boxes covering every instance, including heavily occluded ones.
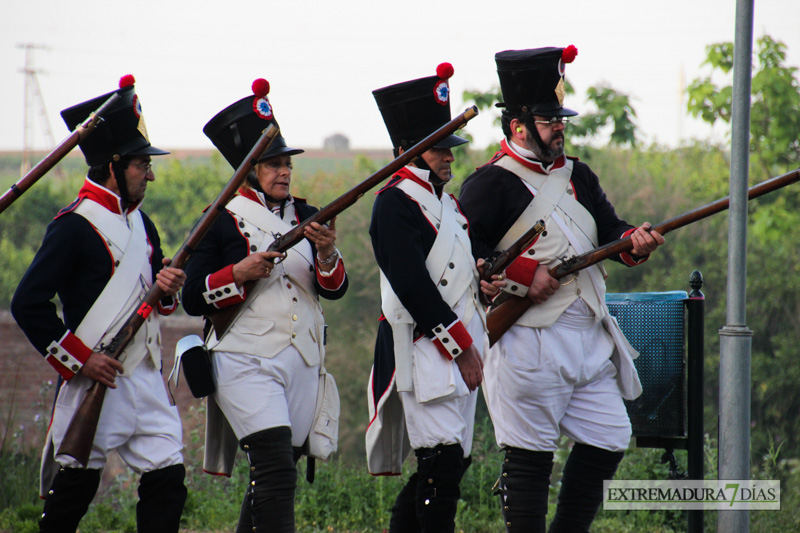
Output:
[17,43,60,178]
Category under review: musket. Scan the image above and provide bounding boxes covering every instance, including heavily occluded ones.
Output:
[209,105,480,338]
[57,124,281,467]
[478,219,546,306]
[0,93,120,215]
[486,168,800,346]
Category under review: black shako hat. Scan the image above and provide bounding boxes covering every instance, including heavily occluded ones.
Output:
[61,75,169,166]
[373,63,468,150]
[495,45,579,117]
[203,78,303,170]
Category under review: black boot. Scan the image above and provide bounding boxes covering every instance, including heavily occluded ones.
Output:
[236,426,296,533]
[389,472,421,532]
[548,443,624,533]
[496,447,553,533]
[39,467,101,533]
[415,443,466,533]
[136,464,187,533]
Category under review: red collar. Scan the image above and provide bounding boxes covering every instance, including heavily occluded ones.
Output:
[77,178,140,215]
[377,166,436,195]
[500,138,566,175]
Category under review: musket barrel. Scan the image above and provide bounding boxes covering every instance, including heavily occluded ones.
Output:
[0,93,120,215]
[488,168,800,345]
[210,106,480,337]
[57,125,281,466]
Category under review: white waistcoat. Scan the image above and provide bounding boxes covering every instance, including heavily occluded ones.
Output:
[493,156,605,328]
[209,196,325,367]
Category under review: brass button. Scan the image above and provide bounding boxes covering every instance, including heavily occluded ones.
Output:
[292,332,296,339]
[292,315,298,321]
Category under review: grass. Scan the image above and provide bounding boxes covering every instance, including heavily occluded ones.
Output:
[2,403,800,532]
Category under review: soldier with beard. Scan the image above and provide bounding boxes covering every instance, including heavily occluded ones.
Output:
[459,46,664,533]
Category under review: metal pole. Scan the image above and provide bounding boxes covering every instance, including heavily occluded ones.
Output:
[718,1,754,532]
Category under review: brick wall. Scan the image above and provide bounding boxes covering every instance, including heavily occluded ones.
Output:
[0,310,207,465]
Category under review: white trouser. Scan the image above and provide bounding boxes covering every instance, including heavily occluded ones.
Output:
[213,345,318,447]
[52,361,184,472]
[399,308,484,455]
[484,299,632,452]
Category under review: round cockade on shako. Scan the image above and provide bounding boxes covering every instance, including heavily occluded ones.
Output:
[558,45,578,75]
[251,78,273,120]
[433,62,454,106]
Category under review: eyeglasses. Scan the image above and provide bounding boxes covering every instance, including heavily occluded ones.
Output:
[533,117,570,127]
[130,161,153,174]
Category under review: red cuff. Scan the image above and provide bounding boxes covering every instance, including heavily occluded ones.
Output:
[316,258,346,291]
[204,265,246,308]
[158,295,179,315]
[431,320,473,360]
[619,228,649,266]
[45,331,93,380]
[503,253,539,296]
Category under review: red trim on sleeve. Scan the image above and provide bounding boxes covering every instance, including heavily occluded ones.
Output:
[157,296,179,315]
[505,252,539,287]
[208,265,237,290]
[619,228,649,266]
[206,265,246,308]
[316,258,346,290]
[432,320,473,361]
[46,354,77,380]
[60,331,93,364]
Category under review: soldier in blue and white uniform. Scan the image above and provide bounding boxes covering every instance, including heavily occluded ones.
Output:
[366,63,501,533]
[11,75,187,533]
[459,47,665,533]
[181,78,348,533]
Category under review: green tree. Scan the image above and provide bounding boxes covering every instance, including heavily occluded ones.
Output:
[687,35,800,175]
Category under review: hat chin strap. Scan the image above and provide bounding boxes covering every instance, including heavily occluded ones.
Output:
[111,160,132,208]
[246,173,289,217]
[410,152,447,187]
[526,123,551,162]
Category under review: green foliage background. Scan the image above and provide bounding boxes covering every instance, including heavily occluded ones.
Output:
[1,34,799,531]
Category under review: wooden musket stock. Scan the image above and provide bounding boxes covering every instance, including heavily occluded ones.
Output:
[209,106,480,338]
[56,125,281,467]
[486,168,800,346]
[479,219,546,306]
[0,93,120,215]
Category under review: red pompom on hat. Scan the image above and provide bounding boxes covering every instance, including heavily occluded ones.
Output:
[252,78,270,98]
[436,62,454,80]
[561,45,578,64]
[119,74,136,88]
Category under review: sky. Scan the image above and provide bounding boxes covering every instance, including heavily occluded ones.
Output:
[2,0,799,154]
